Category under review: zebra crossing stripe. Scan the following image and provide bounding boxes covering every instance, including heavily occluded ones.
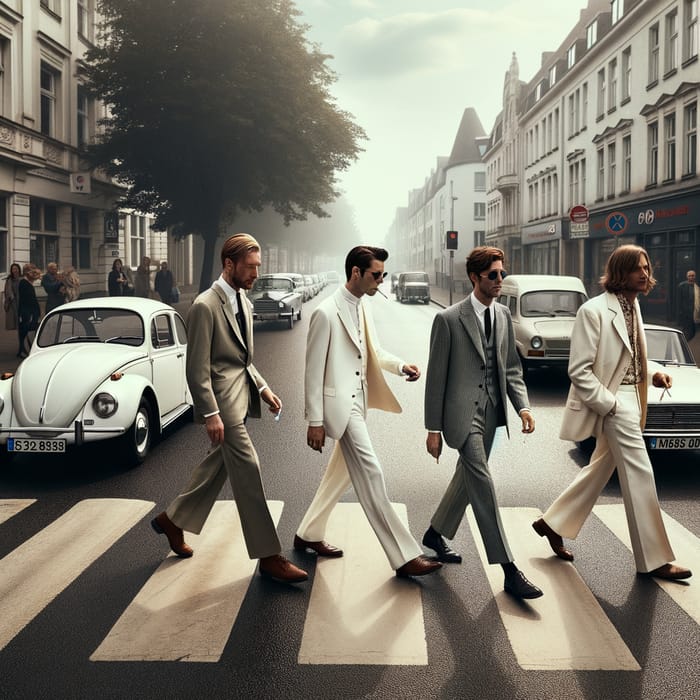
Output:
[298,502,427,665]
[594,504,700,624]
[91,500,283,663]
[0,499,36,525]
[0,498,154,652]
[467,506,640,670]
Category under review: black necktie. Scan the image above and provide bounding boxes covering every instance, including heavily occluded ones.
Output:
[484,307,491,341]
[235,291,248,347]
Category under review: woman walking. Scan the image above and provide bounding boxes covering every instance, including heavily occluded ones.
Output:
[18,263,41,358]
[4,262,21,334]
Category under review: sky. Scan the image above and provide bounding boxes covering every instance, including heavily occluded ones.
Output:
[296,0,589,240]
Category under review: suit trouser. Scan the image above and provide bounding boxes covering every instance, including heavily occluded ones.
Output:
[431,397,513,564]
[296,391,423,570]
[543,384,674,573]
[166,421,281,559]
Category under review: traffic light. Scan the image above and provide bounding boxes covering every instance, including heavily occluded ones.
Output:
[446,230,458,250]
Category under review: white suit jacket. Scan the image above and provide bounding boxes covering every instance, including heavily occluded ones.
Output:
[560,291,649,442]
[304,287,404,439]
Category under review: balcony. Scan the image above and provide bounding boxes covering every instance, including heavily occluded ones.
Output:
[496,172,519,194]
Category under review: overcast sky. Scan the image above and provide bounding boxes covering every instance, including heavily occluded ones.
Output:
[297,0,588,240]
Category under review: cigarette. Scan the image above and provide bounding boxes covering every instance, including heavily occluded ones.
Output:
[376,288,388,298]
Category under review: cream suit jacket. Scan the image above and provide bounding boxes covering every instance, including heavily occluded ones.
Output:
[186,283,265,426]
[560,291,649,442]
[304,288,403,440]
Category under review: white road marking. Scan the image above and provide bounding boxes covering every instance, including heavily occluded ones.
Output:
[0,499,36,525]
[91,500,283,663]
[594,504,700,624]
[467,506,640,671]
[0,498,154,652]
[298,502,427,665]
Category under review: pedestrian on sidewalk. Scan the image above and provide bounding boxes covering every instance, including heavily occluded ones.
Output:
[134,256,152,298]
[154,261,175,304]
[4,262,21,332]
[41,262,65,313]
[18,263,41,358]
[63,266,81,302]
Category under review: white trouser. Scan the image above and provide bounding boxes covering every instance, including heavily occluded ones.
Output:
[544,384,674,573]
[297,391,422,570]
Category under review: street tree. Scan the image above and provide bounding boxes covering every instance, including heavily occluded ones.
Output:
[84,0,366,290]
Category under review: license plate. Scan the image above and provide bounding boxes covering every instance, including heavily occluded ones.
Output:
[7,438,66,453]
[648,436,700,450]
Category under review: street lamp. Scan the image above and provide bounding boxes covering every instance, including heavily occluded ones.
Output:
[449,181,458,306]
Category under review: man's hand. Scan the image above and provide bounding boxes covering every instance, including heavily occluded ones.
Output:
[651,371,672,389]
[307,425,325,453]
[261,387,282,415]
[520,409,535,433]
[426,432,442,463]
[402,364,421,382]
[205,414,225,447]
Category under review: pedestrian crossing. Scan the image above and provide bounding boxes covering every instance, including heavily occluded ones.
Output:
[0,498,697,669]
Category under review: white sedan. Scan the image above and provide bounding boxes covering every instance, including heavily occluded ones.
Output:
[0,297,192,464]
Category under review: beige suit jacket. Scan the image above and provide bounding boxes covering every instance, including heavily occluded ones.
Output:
[560,291,649,442]
[304,288,403,440]
[186,283,265,425]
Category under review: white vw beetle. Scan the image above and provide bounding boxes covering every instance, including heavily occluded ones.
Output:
[0,297,192,464]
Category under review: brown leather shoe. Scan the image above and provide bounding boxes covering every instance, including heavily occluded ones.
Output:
[532,518,574,561]
[646,563,692,580]
[293,534,343,558]
[259,554,308,583]
[151,512,193,558]
[396,556,442,578]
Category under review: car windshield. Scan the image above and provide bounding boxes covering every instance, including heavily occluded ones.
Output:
[36,308,145,348]
[521,291,586,317]
[646,328,695,366]
[253,278,293,292]
[402,273,428,283]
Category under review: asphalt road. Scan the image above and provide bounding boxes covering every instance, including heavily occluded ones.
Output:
[0,285,699,700]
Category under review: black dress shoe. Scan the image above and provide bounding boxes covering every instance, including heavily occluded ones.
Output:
[422,526,462,563]
[504,570,543,599]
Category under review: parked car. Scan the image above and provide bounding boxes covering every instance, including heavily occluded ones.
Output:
[390,272,401,294]
[577,324,700,455]
[303,274,316,300]
[396,271,430,304]
[497,274,588,371]
[277,272,307,301]
[249,274,303,329]
[0,297,192,465]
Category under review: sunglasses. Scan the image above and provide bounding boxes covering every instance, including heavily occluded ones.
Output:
[480,270,508,281]
[369,270,388,280]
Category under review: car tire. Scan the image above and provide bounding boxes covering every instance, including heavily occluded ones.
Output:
[287,314,294,330]
[120,397,153,465]
[296,307,302,321]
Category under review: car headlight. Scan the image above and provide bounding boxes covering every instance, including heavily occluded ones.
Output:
[278,301,285,309]
[93,392,118,418]
[530,336,543,349]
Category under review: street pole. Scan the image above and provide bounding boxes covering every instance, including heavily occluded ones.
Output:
[449,250,454,306]
[449,180,457,307]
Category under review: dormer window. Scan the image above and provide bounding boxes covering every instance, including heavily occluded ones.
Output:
[587,20,598,49]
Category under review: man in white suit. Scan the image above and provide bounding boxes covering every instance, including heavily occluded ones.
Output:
[533,244,691,581]
[423,246,542,600]
[294,246,441,578]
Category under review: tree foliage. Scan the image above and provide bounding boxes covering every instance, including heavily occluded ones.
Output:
[84,0,366,289]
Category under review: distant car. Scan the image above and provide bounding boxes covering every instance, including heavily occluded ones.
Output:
[0,297,192,465]
[249,274,303,329]
[278,272,307,301]
[390,272,400,294]
[396,271,430,304]
[303,275,316,300]
[497,274,588,371]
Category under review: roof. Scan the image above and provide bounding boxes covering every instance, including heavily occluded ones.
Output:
[447,108,486,168]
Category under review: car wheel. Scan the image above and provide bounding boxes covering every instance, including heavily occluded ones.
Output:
[296,306,302,321]
[287,314,294,329]
[120,397,153,464]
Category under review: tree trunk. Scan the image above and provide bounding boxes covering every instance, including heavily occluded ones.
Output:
[198,226,220,293]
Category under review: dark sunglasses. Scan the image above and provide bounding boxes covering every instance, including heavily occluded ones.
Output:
[369,270,388,280]
[480,270,508,281]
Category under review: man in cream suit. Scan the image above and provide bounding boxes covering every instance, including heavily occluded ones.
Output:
[423,246,543,599]
[152,233,307,584]
[533,244,691,581]
[295,245,441,578]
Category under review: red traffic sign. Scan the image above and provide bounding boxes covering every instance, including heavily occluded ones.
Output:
[569,205,589,223]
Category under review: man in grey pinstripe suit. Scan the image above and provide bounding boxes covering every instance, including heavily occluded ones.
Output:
[422,246,542,599]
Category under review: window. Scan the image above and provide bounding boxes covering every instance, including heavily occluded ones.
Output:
[77,86,89,148]
[29,200,59,271]
[622,134,632,192]
[581,158,586,201]
[611,0,622,25]
[666,10,679,74]
[582,82,588,128]
[649,24,660,84]
[474,202,486,220]
[621,47,632,102]
[569,162,579,209]
[0,197,7,273]
[684,101,697,175]
[664,112,676,181]
[554,107,560,145]
[648,121,659,185]
[597,148,605,199]
[78,0,90,39]
[568,93,575,137]
[567,44,576,69]
[474,172,486,191]
[608,58,617,111]
[40,0,61,15]
[597,68,606,119]
[607,143,616,197]
[549,64,557,86]
[40,62,59,138]
[587,21,598,49]
[71,208,91,270]
[474,230,485,246]
[684,0,698,62]
[535,81,544,102]
[129,214,147,269]
[0,37,9,118]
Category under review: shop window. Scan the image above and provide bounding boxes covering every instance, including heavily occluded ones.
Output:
[72,208,91,270]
